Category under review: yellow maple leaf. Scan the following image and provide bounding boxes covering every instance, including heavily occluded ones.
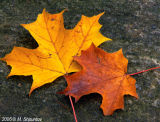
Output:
[1,9,111,95]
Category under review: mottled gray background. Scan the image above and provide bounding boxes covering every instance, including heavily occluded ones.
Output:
[0,0,160,122]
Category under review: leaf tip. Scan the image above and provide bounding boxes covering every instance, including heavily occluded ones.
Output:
[42,8,46,13]
[100,104,114,116]
[56,91,65,94]
[74,96,80,103]
[134,93,139,99]
[7,73,12,78]
[20,24,25,27]
[0,57,5,61]
[6,75,10,79]
[116,48,124,56]
[119,48,123,52]
[69,94,81,103]
[29,89,33,97]
[106,37,112,41]
[29,85,36,96]
[61,8,68,14]
[97,11,105,19]
[20,24,28,30]
[100,11,105,16]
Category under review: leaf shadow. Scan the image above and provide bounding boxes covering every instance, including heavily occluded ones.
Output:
[17,30,38,49]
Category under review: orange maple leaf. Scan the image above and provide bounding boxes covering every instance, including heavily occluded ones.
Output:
[1,9,111,95]
[61,44,138,115]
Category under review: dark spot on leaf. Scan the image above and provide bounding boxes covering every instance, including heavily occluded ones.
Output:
[75,30,80,33]
[97,57,101,64]
[51,18,54,21]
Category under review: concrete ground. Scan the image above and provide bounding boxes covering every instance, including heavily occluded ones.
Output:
[0,0,159,122]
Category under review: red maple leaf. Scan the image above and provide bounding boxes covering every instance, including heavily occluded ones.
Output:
[61,44,138,115]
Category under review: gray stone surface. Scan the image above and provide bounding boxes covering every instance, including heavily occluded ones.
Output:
[0,0,160,122]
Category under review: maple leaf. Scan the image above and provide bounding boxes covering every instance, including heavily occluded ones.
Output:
[61,44,138,115]
[1,9,111,95]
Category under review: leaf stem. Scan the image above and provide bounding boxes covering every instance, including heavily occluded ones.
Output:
[69,95,78,122]
[128,66,160,76]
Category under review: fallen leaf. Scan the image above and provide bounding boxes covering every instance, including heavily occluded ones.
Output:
[1,9,111,95]
[61,44,138,115]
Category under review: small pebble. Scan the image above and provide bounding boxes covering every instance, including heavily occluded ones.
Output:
[152,99,160,107]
